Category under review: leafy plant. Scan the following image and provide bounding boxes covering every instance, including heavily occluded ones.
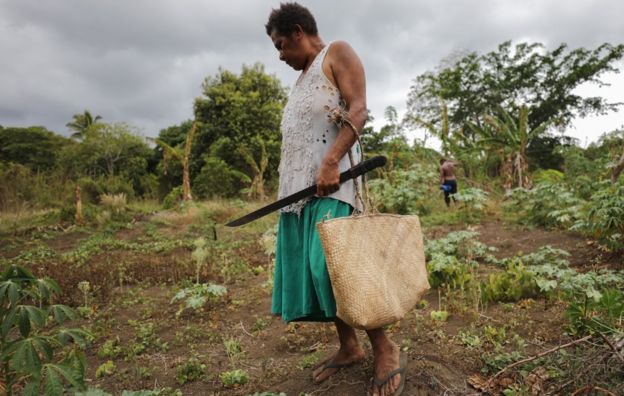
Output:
[481,260,540,303]
[430,310,449,321]
[0,265,90,395]
[219,369,248,387]
[453,187,489,221]
[566,289,624,336]
[175,357,206,384]
[427,254,475,290]
[504,182,586,228]
[191,237,210,284]
[298,352,321,369]
[482,351,524,374]
[457,330,482,348]
[98,338,122,359]
[368,163,437,215]
[170,283,226,317]
[123,320,168,358]
[95,361,116,379]
[223,338,242,360]
[573,182,624,250]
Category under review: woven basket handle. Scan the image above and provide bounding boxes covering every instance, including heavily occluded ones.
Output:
[329,108,374,213]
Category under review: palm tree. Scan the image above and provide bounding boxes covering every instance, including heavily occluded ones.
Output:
[155,122,198,201]
[66,110,102,140]
[468,105,551,189]
[239,139,269,200]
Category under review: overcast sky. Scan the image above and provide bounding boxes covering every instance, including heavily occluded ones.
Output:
[1,0,623,147]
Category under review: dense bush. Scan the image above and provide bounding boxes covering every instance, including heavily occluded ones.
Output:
[504,182,586,228]
[572,182,624,250]
[368,163,437,215]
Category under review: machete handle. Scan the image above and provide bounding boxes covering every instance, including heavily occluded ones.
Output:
[338,155,387,183]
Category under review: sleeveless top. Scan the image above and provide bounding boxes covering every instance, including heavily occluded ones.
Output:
[278,42,362,214]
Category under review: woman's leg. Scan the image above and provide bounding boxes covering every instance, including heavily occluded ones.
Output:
[366,328,402,396]
[312,317,366,382]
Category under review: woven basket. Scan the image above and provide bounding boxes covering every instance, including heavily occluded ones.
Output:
[317,213,430,329]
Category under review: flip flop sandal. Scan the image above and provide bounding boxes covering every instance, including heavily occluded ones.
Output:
[369,352,408,396]
[312,359,358,383]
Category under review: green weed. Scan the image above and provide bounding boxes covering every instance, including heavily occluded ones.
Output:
[219,369,248,388]
[175,357,206,384]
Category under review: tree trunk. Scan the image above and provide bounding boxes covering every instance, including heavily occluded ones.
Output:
[612,147,624,184]
[75,185,83,224]
[182,123,198,201]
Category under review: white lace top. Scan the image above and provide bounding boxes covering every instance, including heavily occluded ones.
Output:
[278,42,362,214]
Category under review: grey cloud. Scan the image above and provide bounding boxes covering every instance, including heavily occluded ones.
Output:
[0,0,622,140]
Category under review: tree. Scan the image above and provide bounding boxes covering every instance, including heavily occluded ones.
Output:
[467,105,551,189]
[407,41,624,134]
[526,134,575,171]
[60,122,151,179]
[193,63,287,197]
[0,126,70,170]
[66,110,103,140]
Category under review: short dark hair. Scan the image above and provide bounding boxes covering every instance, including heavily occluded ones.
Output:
[265,2,318,36]
[440,158,447,165]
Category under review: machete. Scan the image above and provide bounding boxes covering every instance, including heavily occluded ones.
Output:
[225,155,387,227]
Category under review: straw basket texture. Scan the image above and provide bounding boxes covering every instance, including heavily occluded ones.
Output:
[317,213,430,329]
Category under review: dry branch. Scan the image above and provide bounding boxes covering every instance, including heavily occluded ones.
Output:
[488,335,594,384]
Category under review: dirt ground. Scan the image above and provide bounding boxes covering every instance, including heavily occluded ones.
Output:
[0,215,621,395]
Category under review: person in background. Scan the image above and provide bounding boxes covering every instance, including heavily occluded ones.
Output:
[440,158,459,207]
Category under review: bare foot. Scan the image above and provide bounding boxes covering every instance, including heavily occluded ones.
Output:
[369,342,403,396]
[312,345,366,383]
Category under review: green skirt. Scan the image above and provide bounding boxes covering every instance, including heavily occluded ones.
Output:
[271,198,353,322]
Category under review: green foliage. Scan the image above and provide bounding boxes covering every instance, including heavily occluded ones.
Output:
[192,156,249,198]
[122,320,168,358]
[219,369,248,387]
[192,63,287,198]
[0,126,70,170]
[0,163,75,211]
[0,265,90,395]
[425,230,498,264]
[482,351,524,374]
[162,186,184,209]
[466,105,551,188]
[430,310,449,321]
[66,110,103,140]
[191,237,210,284]
[170,283,226,317]
[98,338,122,359]
[457,330,481,348]
[61,122,152,182]
[481,260,540,302]
[95,361,116,378]
[175,357,206,384]
[368,163,437,215]
[407,41,624,133]
[453,187,488,221]
[565,289,624,336]
[504,183,586,228]
[298,352,321,369]
[532,168,565,185]
[573,182,624,250]
[224,338,242,360]
[427,254,475,289]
